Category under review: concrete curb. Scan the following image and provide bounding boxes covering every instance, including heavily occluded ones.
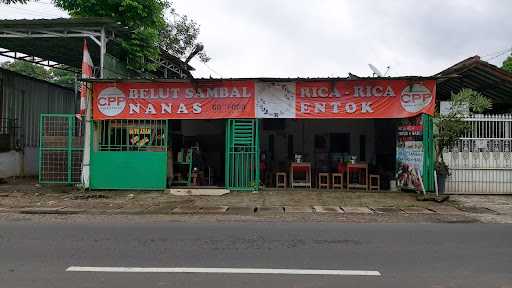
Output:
[313,206,343,213]
[0,205,476,217]
[341,207,373,214]
[255,206,285,215]
[284,206,314,213]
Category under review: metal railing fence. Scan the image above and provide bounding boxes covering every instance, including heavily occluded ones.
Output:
[443,114,512,194]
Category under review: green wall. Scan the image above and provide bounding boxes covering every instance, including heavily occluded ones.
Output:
[422,114,435,192]
[90,151,167,190]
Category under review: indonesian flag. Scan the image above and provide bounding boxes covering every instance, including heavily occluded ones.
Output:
[80,39,94,116]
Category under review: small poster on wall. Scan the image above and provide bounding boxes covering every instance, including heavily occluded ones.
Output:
[396,115,423,191]
[255,82,296,118]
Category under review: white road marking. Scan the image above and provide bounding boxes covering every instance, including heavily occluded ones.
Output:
[66,266,381,276]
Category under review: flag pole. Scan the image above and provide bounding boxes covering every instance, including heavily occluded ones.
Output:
[80,39,93,190]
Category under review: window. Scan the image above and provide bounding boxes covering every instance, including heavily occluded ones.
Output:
[96,119,167,151]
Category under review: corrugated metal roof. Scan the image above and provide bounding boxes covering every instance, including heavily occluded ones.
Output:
[0,17,126,29]
[0,67,74,90]
[0,17,126,70]
[0,68,76,150]
[435,56,512,108]
[83,75,436,82]
[0,17,193,77]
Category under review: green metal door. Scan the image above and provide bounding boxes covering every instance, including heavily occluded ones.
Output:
[225,119,260,191]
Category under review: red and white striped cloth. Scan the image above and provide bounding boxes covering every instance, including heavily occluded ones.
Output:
[79,39,94,117]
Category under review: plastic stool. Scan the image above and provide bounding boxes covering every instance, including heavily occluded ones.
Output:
[276,172,287,188]
[369,174,380,191]
[331,173,344,189]
[318,173,329,189]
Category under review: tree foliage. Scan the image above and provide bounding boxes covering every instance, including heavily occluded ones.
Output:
[161,14,210,63]
[434,88,492,171]
[502,53,512,74]
[52,0,209,70]
[49,67,76,87]
[52,0,169,71]
[1,60,52,80]
[1,60,75,88]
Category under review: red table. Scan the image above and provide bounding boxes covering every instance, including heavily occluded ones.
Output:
[290,162,311,188]
[346,162,368,191]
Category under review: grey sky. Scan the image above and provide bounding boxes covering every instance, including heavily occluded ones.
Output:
[1,0,511,78]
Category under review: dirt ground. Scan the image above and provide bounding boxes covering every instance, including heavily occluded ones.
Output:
[449,195,512,223]
[0,177,451,213]
[2,178,511,223]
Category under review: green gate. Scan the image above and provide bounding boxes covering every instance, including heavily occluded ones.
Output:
[39,114,83,184]
[225,119,260,191]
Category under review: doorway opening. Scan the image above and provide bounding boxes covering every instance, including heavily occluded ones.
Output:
[260,118,397,190]
[168,119,225,187]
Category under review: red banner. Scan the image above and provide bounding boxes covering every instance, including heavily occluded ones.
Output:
[296,79,435,118]
[92,79,435,120]
[92,81,255,120]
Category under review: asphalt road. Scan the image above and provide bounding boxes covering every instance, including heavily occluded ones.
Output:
[1,219,511,287]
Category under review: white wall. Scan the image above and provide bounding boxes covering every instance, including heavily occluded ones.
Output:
[0,150,22,178]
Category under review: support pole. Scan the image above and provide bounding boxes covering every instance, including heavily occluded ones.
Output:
[100,27,106,78]
[80,86,92,189]
[417,167,426,196]
[434,170,439,197]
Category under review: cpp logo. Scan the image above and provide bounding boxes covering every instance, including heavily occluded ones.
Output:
[400,84,432,113]
[97,87,126,116]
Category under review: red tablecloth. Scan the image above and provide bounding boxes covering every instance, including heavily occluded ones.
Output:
[337,162,346,174]
[291,163,310,173]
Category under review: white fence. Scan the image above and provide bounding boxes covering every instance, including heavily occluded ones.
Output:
[442,114,512,194]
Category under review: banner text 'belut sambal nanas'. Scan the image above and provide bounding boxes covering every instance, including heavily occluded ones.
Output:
[92,79,435,120]
[93,81,255,120]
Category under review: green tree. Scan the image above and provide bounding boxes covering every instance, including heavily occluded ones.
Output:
[1,0,210,71]
[49,68,76,88]
[53,0,168,71]
[434,88,492,173]
[1,60,76,88]
[502,53,512,73]
[1,60,52,80]
[161,14,210,63]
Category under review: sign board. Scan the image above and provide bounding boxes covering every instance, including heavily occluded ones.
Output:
[93,79,436,120]
[396,115,424,191]
[440,101,469,116]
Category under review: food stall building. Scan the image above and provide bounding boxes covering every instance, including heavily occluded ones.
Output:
[88,77,436,192]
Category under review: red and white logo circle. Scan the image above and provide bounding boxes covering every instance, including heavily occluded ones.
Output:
[400,84,432,113]
[97,87,126,116]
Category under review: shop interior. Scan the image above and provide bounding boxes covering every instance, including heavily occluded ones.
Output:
[260,119,397,190]
[165,118,398,190]
[167,119,225,188]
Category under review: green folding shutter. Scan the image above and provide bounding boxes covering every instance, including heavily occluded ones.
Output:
[225,119,260,191]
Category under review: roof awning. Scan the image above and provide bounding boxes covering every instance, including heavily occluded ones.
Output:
[0,17,193,78]
[0,17,128,73]
[435,56,512,106]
